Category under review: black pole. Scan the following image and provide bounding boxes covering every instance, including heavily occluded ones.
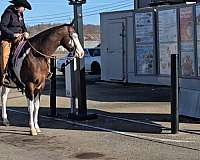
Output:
[73,5,88,117]
[171,54,179,134]
[68,0,97,120]
[49,58,57,117]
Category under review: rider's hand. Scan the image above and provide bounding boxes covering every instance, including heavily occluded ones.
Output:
[14,33,21,38]
[24,32,29,39]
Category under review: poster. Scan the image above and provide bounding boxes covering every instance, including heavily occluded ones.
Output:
[180,7,194,41]
[135,11,155,75]
[136,45,154,74]
[181,42,195,76]
[196,6,200,76]
[180,7,195,76]
[158,9,178,75]
[135,12,154,44]
[159,43,178,75]
[158,9,177,43]
[196,5,200,41]
[197,42,200,75]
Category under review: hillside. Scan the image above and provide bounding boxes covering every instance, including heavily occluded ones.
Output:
[28,24,100,41]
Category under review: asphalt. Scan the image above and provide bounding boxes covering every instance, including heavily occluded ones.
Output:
[0,73,200,160]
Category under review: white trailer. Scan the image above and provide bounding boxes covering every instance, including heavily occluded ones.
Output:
[100,9,170,85]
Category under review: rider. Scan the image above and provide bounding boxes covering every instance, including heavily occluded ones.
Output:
[0,0,31,85]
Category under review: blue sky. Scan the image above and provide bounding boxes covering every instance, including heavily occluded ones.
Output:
[0,0,134,26]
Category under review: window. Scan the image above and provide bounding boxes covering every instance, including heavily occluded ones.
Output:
[88,49,100,57]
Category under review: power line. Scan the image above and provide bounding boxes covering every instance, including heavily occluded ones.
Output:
[26,3,133,25]
[26,2,133,22]
[26,0,133,19]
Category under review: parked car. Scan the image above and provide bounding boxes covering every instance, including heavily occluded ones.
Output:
[57,48,101,75]
[56,56,66,75]
[84,48,101,74]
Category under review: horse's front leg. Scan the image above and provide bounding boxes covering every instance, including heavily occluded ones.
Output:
[34,93,41,133]
[25,83,37,136]
[1,86,10,126]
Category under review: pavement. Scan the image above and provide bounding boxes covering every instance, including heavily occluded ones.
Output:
[0,73,200,160]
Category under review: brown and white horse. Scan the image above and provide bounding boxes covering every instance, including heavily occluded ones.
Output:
[1,24,84,136]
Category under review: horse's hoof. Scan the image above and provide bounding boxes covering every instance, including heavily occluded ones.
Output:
[30,128,37,136]
[3,119,10,126]
[35,128,41,133]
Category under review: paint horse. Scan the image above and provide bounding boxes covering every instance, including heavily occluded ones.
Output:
[0,24,84,136]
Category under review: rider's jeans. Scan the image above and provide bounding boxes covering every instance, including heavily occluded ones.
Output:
[1,40,11,74]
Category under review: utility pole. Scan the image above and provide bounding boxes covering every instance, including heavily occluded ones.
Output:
[68,0,97,120]
[134,0,139,9]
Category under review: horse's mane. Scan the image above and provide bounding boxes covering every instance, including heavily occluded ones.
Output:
[30,24,70,41]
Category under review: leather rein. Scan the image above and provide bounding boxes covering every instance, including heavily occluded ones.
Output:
[27,29,77,63]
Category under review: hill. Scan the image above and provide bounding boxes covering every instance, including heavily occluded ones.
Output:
[28,24,100,41]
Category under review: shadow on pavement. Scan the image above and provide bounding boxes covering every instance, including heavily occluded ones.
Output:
[44,75,171,103]
[0,106,165,134]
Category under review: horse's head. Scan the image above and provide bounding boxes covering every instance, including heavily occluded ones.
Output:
[60,25,84,58]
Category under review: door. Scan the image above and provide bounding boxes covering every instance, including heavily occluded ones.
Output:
[107,20,126,81]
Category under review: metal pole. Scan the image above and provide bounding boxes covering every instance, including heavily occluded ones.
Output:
[67,1,97,120]
[171,54,179,134]
[70,58,76,114]
[49,58,57,116]
[74,4,88,117]
[134,0,139,9]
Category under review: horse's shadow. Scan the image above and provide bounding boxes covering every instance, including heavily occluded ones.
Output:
[1,106,200,136]
[0,106,164,134]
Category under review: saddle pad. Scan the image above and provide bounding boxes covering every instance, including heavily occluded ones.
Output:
[13,40,27,67]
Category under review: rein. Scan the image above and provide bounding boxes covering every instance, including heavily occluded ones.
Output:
[27,39,77,66]
[27,40,56,59]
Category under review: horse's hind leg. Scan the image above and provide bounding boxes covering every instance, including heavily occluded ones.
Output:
[34,93,41,133]
[1,86,10,126]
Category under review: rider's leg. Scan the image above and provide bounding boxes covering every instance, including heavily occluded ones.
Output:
[1,41,11,84]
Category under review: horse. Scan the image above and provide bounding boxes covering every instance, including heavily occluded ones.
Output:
[0,23,84,136]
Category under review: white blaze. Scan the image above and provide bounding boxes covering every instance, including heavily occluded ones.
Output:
[68,38,74,48]
[71,33,84,58]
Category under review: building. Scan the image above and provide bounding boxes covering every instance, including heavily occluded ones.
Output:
[100,2,200,118]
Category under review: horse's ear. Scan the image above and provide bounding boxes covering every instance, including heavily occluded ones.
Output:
[70,19,75,27]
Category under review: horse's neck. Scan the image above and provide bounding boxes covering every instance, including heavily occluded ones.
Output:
[30,31,62,56]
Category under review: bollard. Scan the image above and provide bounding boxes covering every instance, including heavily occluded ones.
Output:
[49,58,57,117]
[171,54,179,134]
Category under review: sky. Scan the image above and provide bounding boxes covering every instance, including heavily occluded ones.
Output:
[0,0,134,26]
